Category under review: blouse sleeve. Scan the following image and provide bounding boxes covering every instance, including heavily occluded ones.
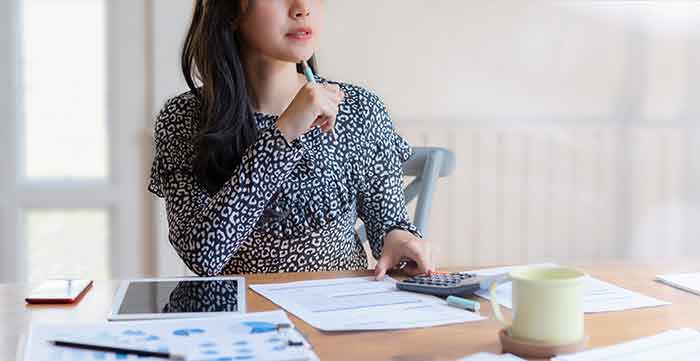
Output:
[356,91,422,261]
[148,95,305,276]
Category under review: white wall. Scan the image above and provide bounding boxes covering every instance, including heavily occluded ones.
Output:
[148,1,700,271]
[151,0,192,109]
[319,1,698,124]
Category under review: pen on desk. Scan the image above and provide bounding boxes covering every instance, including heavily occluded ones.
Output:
[48,339,186,360]
[446,295,480,312]
[301,60,337,138]
[276,323,310,348]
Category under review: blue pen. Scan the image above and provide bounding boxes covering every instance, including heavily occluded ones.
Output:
[301,60,337,138]
[446,295,480,312]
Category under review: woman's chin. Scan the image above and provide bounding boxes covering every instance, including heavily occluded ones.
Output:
[281,49,315,63]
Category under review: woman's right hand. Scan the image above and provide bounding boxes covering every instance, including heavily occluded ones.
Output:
[276,82,344,142]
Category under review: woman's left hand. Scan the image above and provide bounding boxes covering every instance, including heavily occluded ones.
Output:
[374,229,433,280]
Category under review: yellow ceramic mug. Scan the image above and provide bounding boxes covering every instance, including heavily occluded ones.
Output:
[489,266,586,345]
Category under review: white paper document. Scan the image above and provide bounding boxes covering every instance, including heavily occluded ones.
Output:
[656,273,700,296]
[472,264,670,313]
[249,276,485,331]
[456,352,525,360]
[23,310,318,361]
[552,328,700,361]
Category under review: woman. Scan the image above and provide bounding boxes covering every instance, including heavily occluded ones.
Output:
[148,0,432,280]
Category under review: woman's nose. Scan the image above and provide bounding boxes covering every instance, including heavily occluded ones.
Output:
[290,0,312,18]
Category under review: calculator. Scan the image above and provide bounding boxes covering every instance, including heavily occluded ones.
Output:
[396,272,485,297]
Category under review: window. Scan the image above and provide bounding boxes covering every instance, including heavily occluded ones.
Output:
[1,0,149,282]
[22,0,108,181]
[18,0,111,282]
[25,209,110,281]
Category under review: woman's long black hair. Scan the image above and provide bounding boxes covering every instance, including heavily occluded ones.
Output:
[182,0,317,194]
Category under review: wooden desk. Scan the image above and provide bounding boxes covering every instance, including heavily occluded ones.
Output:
[3,261,700,361]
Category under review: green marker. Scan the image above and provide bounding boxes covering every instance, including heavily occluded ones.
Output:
[446,295,480,312]
[301,60,337,138]
[302,60,316,84]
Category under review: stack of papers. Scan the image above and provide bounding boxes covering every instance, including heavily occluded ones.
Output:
[23,310,318,361]
[656,273,700,296]
[471,264,670,313]
[552,328,700,361]
[250,276,485,331]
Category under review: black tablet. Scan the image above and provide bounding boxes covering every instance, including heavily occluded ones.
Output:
[108,276,246,321]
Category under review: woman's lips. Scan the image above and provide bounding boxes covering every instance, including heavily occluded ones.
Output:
[286,28,313,40]
[287,33,313,40]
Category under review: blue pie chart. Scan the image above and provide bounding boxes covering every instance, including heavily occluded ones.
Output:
[242,321,276,334]
[172,328,206,336]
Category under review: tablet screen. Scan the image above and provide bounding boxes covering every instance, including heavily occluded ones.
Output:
[116,279,242,316]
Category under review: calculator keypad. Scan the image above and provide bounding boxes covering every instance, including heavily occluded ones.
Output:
[396,272,482,297]
[402,273,476,287]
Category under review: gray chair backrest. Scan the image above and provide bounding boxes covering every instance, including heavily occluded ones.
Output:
[357,146,456,241]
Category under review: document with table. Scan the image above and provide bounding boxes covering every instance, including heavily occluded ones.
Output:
[552,328,700,361]
[250,276,485,331]
[472,264,670,313]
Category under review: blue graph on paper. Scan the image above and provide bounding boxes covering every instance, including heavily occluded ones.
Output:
[25,312,312,361]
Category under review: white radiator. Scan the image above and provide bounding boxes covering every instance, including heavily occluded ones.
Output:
[398,125,700,267]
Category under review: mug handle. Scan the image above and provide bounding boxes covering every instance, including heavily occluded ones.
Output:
[489,275,512,329]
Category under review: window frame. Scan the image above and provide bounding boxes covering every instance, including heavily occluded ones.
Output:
[0,0,23,283]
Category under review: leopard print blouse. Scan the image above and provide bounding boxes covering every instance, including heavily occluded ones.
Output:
[148,75,421,276]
